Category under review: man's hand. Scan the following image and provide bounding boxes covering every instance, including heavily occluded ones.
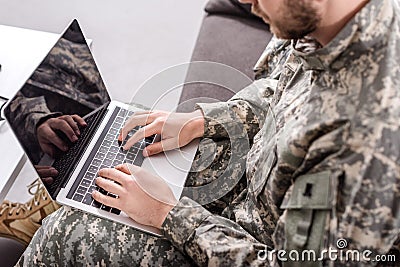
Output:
[37,114,87,157]
[35,165,58,185]
[93,164,177,229]
[118,110,204,156]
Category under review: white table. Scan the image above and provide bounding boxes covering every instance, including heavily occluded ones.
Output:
[0,25,62,201]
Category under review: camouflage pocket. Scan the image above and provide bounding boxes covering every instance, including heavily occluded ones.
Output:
[279,171,333,267]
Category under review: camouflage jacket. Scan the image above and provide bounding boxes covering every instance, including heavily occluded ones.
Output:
[162,0,400,266]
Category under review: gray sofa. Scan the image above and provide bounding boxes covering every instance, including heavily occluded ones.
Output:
[178,0,271,111]
[1,1,271,265]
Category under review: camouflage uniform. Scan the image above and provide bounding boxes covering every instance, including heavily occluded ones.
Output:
[5,37,109,163]
[17,0,400,266]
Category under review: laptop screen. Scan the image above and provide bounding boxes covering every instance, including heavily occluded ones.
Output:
[4,20,111,195]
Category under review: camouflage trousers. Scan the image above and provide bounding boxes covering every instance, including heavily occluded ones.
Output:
[17,137,248,266]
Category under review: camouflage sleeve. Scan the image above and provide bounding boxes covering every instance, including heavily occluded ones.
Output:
[196,78,277,141]
[162,197,270,266]
[7,92,61,149]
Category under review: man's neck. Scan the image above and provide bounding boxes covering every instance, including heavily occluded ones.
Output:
[311,0,370,46]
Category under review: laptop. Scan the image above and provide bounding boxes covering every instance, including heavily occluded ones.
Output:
[2,19,199,236]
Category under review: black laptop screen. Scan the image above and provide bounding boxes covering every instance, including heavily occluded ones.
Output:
[4,20,111,195]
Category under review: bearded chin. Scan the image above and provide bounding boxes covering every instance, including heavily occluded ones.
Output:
[272,21,317,40]
[251,1,320,40]
[278,0,321,39]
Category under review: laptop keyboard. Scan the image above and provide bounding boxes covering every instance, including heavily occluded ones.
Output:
[49,108,105,195]
[67,107,156,215]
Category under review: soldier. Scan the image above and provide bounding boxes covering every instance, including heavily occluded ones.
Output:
[15,0,400,266]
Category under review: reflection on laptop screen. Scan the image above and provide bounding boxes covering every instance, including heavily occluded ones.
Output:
[4,20,111,197]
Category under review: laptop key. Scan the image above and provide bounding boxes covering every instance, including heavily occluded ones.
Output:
[103,158,113,166]
[130,147,139,154]
[126,152,136,161]
[106,152,116,160]
[133,142,142,149]
[91,159,102,167]
[109,128,118,135]
[88,186,97,194]
[73,194,84,202]
[81,179,91,188]
[109,146,119,153]
[112,140,120,147]
[105,134,114,141]
[133,154,144,166]
[111,208,121,215]
[101,205,111,212]
[113,160,123,166]
[92,200,101,208]
[102,140,112,147]
[95,152,105,160]
[88,165,98,173]
[99,188,108,195]
[83,194,93,205]
[115,117,124,124]
[125,159,134,164]
[145,135,156,144]
[99,146,108,154]
[77,186,87,195]
[85,172,95,180]
[115,153,125,161]
[118,109,127,117]
[109,193,118,199]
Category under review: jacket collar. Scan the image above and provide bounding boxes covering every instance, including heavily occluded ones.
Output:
[293,0,394,70]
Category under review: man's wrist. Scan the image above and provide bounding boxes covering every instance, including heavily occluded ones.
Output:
[154,202,176,229]
[189,109,205,139]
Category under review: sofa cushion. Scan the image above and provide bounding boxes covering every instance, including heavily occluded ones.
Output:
[205,0,260,20]
[177,13,271,112]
